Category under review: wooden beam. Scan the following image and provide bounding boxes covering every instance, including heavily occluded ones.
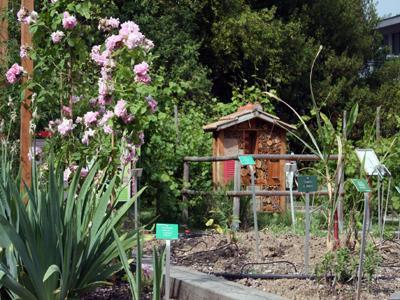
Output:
[20,0,34,190]
[0,0,8,70]
[184,154,340,162]
[182,189,344,197]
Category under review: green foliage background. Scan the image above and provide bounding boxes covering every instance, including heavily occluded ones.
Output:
[1,0,400,225]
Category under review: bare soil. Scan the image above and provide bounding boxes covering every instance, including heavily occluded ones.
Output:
[171,230,400,300]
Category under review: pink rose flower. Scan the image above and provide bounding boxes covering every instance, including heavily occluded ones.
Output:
[19,46,28,58]
[135,74,151,84]
[133,62,149,76]
[146,96,158,113]
[82,128,95,145]
[83,111,99,127]
[120,144,137,165]
[17,8,37,24]
[99,110,114,126]
[62,106,72,117]
[98,17,120,32]
[51,31,65,43]
[63,167,72,183]
[91,46,105,66]
[105,34,123,51]
[57,118,74,136]
[119,21,140,36]
[62,12,77,29]
[122,114,134,124]
[142,38,154,51]
[124,32,144,49]
[103,125,113,135]
[114,100,127,118]
[6,63,25,84]
[80,167,89,177]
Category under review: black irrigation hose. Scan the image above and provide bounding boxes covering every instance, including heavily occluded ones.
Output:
[381,264,400,268]
[240,261,298,274]
[213,272,316,280]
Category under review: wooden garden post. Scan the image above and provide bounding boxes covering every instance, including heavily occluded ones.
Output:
[20,0,34,190]
[0,0,8,69]
[182,161,189,222]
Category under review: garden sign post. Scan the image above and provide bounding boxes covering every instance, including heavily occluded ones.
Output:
[156,223,178,300]
[285,161,297,230]
[298,175,317,275]
[351,179,371,300]
[238,155,260,261]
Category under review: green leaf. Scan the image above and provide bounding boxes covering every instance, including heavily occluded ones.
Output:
[43,265,61,282]
[205,219,214,226]
[346,103,359,134]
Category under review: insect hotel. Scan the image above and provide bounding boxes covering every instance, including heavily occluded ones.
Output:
[203,104,295,212]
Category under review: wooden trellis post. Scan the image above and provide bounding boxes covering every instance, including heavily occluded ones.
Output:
[20,0,34,190]
[0,0,8,70]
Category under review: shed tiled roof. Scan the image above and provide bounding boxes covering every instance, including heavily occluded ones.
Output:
[203,105,296,132]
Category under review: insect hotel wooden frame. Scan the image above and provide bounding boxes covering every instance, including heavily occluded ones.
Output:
[203,103,295,213]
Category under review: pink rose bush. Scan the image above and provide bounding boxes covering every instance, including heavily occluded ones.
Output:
[6,63,25,84]
[27,15,159,183]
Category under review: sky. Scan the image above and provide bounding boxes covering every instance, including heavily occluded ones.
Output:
[376,0,400,18]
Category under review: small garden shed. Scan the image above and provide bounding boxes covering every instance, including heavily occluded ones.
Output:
[203,103,295,212]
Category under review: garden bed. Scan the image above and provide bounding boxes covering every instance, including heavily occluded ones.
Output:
[171,230,400,300]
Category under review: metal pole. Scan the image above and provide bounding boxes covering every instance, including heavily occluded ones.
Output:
[133,172,138,229]
[20,0,34,193]
[338,111,347,233]
[290,185,295,230]
[304,192,310,274]
[377,177,381,236]
[356,192,369,300]
[381,179,391,241]
[250,165,261,261]
[232,160,241,231]
[165,239,171,300]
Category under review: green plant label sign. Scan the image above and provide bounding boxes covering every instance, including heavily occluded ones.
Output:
[156,223,179,240]
[238,155,255,166]
[117,167,130,202]
[298,175,317,192]
[351,179,371,193]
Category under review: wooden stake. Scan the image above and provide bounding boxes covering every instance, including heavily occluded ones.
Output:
[20,0,34,190]
[0,0,8,69]
[376,106,381,141]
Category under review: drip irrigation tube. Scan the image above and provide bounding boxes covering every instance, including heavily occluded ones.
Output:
[212,272,316,280]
